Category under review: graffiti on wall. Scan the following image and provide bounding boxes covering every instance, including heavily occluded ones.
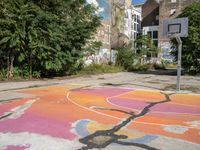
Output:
[161,42,174,64]
[84,49,117,66]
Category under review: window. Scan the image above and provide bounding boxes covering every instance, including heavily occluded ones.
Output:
[134,23,136,31]
[153,40,158,47]
[153,31,158,39]
[131,23,134,29]
[131,31,134,39]
[134,15,137,22]
[156,15,159,20]
[147,31,152,38]
[137,24,140,32]
[137,33,141,37]
[171,0,177,3]
[134,32,137,39]
[136,15,140,23]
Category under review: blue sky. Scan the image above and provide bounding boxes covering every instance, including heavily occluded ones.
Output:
[132,0,146,5]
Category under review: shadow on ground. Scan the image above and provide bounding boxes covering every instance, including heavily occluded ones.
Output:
[134,69,180,76]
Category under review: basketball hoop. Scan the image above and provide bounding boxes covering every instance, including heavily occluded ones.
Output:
[163,18,188,38]
[162,17,188,92]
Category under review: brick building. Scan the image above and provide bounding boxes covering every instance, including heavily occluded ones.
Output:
[142,0,159,27]
[142,0,159,48]
[159,0,198,45]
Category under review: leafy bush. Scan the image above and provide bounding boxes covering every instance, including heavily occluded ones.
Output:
[78,64,123,75]
[128,64,151,72]
[6,67,41,80]
[116,46,136,70]
[32,71,41,79]
[153,63,166,70]
[165,64,177,69]
[0,69,7,80]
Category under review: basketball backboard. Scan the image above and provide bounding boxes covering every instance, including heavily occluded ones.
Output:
[163,17,188,37]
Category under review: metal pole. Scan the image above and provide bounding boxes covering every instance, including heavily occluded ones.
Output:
[176,36,182,91]
[109,0,112,63]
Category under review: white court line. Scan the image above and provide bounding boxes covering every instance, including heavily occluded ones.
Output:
[107,98,200,116]
[66,92,121,120]
[115,96,200,108]
[66,91,197,128]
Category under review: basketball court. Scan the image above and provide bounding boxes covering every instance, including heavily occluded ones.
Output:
[0,84,200,150]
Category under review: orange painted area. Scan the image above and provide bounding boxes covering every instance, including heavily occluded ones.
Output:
[171,94,200,107]
[118,90,166,102]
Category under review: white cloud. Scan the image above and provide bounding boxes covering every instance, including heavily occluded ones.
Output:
[86,0,99,7]
[86,0,104,14]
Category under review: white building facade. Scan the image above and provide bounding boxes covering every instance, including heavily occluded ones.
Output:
[123,5,142,44]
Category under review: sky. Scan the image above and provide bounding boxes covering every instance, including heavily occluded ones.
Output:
[132,0,146,5]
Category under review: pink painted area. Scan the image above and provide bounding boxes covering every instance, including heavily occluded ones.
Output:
[109,98,200,115]
[151,103,200,114]
[0,99,28,116]
[0,105,12,116]
[108,98,148,110]
[6,145,29,150]
[77,88,133,97]
[0,112,76,140]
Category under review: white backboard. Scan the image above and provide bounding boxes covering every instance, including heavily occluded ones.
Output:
[163,17,188,37]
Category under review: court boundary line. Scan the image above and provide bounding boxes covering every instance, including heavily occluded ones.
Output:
[66,90,197,128]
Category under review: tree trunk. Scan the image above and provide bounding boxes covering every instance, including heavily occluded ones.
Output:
[10,55,14,79]
[6,54,14,79]
[28,49,32,79]
[6,55,10,79]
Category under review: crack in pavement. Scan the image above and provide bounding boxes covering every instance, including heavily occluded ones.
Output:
[78,92,174,150]
[0,112,13,120]
[93,107,135,115]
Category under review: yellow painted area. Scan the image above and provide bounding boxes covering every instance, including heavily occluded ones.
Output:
[69,92,110,108]
[87,121,145,139]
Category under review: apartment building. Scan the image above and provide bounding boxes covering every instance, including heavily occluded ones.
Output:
[124,5,142,43]
[111,0,142,49]
[85,0,112,64]
[85,0,142,64]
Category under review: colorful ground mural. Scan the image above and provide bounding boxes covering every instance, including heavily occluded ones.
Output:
[0,84,200,150]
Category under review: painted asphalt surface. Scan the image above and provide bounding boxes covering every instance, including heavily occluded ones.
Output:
[0,84,200,150]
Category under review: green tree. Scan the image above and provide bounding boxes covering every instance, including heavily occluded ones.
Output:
[171,2,200,74]
[0,0,101,79]
[135,35,158,63]
[84,40,102,54]
[116,44,136,70]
